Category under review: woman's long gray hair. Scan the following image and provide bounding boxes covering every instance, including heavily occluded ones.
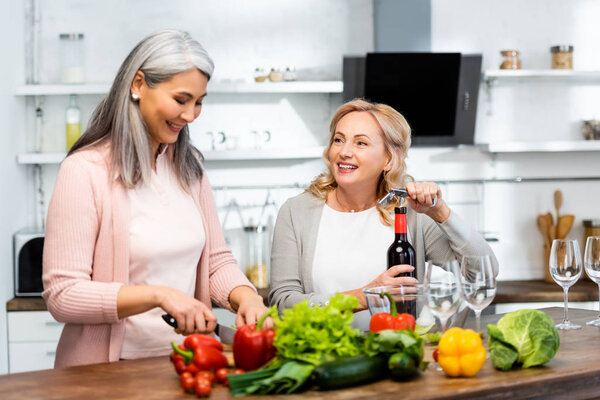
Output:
[68,30,214,190]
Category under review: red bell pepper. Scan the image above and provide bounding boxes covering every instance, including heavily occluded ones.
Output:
[369,292,416,332]
[233,307,277,371]
[171,342,228,372]
[183,334,223,352]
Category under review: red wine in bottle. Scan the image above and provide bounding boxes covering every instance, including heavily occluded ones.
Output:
[387,207,416,277]
[387,207,417,317]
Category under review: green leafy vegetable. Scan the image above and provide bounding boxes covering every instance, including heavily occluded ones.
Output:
[487,309,560,370]
[414,322,435,337]
[423,331,443,345]
[273,293,363,365]
[364,329,427,370]
[228,361,314,396]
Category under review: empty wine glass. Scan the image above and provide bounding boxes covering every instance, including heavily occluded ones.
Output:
[424,260,462,371]
[424,260,462,333]
[460,254,496,335]
[584,236,600,326]
[550,239,583,330]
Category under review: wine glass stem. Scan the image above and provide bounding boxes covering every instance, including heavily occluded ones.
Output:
[440,317,448,332]
[563,287,570,324]
[475,310,482,333]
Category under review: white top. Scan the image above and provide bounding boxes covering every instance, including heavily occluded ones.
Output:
[121,147,205,359]
[312,204,403,331]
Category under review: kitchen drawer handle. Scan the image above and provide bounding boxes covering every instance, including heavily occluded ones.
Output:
[45,321,62,326]
[46,351,56,356]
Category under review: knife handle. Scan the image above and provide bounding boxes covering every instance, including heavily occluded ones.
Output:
[161,313,220,336]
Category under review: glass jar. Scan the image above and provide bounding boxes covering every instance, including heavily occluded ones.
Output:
[268,68,282,82]
[551,45,573,69]
[499,50,521,70]
[253,67,267,82]
[244,225,269,288]
[59,33,85,83]
[65,95,81,150]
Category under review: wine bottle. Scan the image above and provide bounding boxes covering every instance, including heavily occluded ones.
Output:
[387,207,417,316]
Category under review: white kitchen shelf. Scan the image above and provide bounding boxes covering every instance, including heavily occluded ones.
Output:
[17,147,325,164]
[14,81,343,96]
[483,140,600,153]
[484,69,600,82]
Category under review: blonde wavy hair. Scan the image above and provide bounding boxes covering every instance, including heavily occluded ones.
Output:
[306,98,412,225]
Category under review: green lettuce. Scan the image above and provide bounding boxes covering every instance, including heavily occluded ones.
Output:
[487,309,560,370]
[272,293,363,365]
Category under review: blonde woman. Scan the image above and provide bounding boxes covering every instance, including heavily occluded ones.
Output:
[43,30,267,367]
[269,99,498,330]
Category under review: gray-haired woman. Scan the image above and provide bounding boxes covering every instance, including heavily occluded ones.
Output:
[42,30,267,367]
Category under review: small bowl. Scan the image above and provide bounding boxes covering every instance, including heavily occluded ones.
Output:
[363,284,434,327]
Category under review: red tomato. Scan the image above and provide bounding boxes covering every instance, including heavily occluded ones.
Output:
[179,371,195,394]
[433,348,439,362]
[185,363,200,376]
[194,377,212,397]
[215,368,230,384]
[196,371,215,385]
[230,369,245,375]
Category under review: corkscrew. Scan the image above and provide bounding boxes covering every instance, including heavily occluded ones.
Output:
[378,187,437,207]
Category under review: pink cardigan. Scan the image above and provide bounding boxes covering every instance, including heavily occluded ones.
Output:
[42,143,254,367]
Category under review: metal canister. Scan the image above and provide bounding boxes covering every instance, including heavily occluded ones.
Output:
[584,219,600,243]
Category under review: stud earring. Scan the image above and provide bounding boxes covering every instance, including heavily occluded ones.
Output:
[131,93,139,101]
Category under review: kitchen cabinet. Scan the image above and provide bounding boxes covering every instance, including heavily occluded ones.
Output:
[7,311,63,373]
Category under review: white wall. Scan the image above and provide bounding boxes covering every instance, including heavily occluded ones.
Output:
[0,0,27,375]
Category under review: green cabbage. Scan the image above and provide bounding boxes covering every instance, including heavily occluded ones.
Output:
[487,309,560,370]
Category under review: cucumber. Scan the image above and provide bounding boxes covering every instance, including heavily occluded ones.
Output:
[312,355,388,391]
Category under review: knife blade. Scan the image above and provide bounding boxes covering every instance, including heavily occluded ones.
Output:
[161,313,236,344]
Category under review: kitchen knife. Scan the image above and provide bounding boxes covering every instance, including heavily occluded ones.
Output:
[161,313,236,344]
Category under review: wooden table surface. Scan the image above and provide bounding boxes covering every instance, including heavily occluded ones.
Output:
[2,307,600,400]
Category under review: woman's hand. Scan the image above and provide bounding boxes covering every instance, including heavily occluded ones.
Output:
[229,286,272,329]
[347,265,419,309]
[367,264,418,288]
[405,181,450,223]
[155,286,217,336]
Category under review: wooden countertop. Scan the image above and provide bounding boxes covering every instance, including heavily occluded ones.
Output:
[7,281,597,312]
[1,307,599,400]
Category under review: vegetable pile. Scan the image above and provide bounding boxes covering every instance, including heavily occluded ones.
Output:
[228,293,427,396]
[170,334,244,397]
[487,309,560,371]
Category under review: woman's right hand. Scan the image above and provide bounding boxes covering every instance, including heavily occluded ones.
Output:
[155,286,217,336]
[366,265,418,288]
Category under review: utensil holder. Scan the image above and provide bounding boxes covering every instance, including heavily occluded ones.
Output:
[543,245,554,283]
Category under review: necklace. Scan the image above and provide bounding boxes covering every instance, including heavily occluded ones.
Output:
[333,189,375,213]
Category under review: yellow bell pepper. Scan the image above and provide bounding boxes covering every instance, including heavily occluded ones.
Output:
[437,327,486,377]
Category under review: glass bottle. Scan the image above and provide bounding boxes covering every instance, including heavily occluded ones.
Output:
[59,33,85,84]
[244,225,269,289]
[65,95,81,150]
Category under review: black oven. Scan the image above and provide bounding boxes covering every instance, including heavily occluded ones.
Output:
[14,229,45,296]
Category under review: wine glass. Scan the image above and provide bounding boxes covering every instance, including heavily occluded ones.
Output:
[549,239,583,330]
[424,260,462,370]
[424,260,462,333]
[584,236,600,326]
[460,254,496,335]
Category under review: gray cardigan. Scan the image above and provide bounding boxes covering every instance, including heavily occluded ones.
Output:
[268,192,498,312]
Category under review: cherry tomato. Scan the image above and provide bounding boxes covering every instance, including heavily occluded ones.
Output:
[194,377,212,397]
[179,371,195,394]
[230,368,245,375]
[186,363,200,376]
[433,349,439,362]
[215,368,230,384]
[196,371,215,385]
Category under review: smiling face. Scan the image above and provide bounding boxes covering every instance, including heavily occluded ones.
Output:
[131,68,208,155]
[327,111,391,192]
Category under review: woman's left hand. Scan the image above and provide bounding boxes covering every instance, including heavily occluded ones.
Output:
[229,286,273,329]
[405,181,450,223]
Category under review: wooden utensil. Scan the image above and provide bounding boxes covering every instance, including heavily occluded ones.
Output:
[545,212,554,231]
[557,214,575,239]
[538,215,551,248]
[549,225,557,242]
[554,190,563,222]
